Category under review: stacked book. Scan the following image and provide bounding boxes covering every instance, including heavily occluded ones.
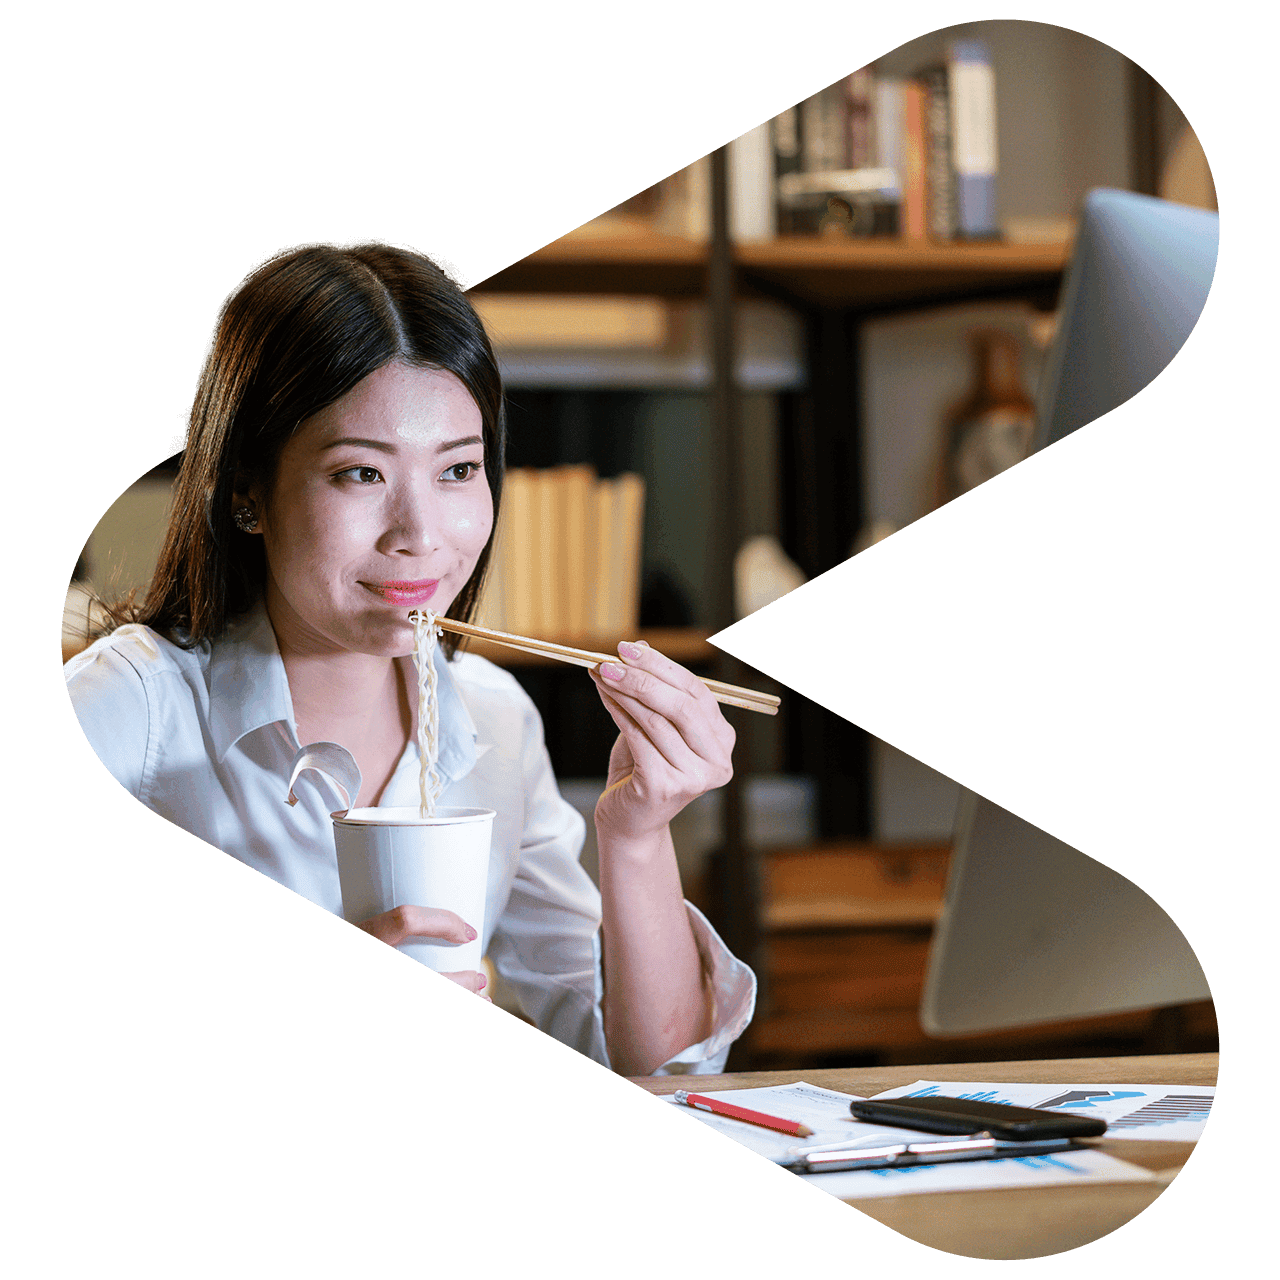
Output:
[772,40,1000,242]
[474,466,646,640]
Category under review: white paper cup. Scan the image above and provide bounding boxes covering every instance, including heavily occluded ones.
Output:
[332,807,495,973]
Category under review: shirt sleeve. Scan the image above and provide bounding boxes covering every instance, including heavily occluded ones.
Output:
[649,903,757,1076]
[485,688,757,1074]
[64,638,153,799]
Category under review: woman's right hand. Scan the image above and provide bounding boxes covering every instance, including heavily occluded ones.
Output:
[356,905,490,998]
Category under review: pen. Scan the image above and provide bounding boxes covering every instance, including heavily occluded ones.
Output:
[782,1135,1078,1174]
[672,1090,814,1138]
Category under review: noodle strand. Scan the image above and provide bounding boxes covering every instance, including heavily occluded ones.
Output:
[411,609,444,817]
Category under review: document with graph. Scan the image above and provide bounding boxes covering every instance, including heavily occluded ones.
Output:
[666,1082,1157,1201]
[872,1081,1214,1143]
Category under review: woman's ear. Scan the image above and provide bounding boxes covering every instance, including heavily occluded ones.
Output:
[231,472,265,535]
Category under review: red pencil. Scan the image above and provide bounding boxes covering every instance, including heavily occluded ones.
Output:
[673,1090,814,1138]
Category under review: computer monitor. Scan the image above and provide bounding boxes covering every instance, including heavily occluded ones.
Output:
[921,795,1211,1035]
[920,190,1218,1037]
[1032,188,1219,449]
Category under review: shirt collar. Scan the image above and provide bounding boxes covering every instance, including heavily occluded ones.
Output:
[207,602,298,763]
[206,601,481,784]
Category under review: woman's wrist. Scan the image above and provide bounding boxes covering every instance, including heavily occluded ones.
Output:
[594,818,670,869]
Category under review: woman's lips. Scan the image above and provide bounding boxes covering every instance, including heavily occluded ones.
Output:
[364,579,439,607]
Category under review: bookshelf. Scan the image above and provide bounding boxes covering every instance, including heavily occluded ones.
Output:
[471,208,1072,1068]
[467,22,1208,1069]
[479,232,1068,311]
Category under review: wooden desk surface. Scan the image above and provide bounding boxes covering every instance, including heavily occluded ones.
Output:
[634,1053,1217,1260]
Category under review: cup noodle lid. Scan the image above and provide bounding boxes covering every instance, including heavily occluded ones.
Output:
[333,806,495,827]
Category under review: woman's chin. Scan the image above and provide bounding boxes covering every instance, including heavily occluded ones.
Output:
[357,619,419,658]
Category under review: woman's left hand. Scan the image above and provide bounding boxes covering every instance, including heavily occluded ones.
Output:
[590,641,735,853]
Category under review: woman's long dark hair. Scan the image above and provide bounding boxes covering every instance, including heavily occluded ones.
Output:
[114,244,505,659]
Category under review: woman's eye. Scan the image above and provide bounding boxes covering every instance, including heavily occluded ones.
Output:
[442,461,482,482]
[336,465,383,484]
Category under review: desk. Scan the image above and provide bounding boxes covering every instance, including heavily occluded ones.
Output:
[636,1052,1216,1260]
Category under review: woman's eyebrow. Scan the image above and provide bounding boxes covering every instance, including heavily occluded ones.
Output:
[321,436,398,454]
[436,435,483,453]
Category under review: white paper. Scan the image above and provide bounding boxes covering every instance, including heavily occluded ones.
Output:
[667,1082,928,1162]
[812,1146,1154,1201]
[874,1081,1215,1144]
[667,1082,1156,1200]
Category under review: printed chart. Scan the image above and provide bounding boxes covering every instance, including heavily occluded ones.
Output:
[666,1083,1156,1200]
[874,1081,1215,1143]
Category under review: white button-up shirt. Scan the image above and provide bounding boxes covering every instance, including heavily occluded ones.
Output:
[65,605,756,1073]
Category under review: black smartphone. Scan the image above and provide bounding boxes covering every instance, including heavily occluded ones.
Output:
[849,1096,1107,1141]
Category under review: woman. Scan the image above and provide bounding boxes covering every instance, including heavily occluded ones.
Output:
[65,244,755,1076]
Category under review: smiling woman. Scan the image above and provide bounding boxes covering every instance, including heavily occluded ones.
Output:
[64,243,756,1076]
[256,364,493,668]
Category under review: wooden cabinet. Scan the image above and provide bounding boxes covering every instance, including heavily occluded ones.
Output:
[746,840,1217,1068]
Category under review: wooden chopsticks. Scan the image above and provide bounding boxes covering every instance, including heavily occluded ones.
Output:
[420,614,780,716]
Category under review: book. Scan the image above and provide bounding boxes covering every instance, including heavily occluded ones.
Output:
[772,105,803,185]
[610,473,646,635]
[532,468,557,635]
[477,467,646,644]
[588,476,615,637]
[801,81,848,173]
[947,39,1000,239]
[773,72,901,238]
[502,468,535,635]
[845,66,875,170]
[919,65,958,241]
[900,80,928,241]
[874,77,904,203]
[560,464,595,639]
[728,121,776,243]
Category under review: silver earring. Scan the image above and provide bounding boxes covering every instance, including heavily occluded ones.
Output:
[233,506,259,533]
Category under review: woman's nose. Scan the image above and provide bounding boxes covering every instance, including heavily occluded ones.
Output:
[378,484,436,556]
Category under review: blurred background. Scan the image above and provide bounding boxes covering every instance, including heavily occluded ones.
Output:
[66,19,1217,1070]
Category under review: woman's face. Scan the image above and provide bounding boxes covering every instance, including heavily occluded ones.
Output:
[253,361,493,658]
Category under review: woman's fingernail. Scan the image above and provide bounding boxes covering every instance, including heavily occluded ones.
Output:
[477,972,488,989]
[465,925,477,941]
[618,641,642,660]
[601,662,625,680]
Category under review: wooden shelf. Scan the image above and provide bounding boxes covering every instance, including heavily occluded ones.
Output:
[764,841,950,930]
[750,999,1219,1062]
[474,233,709,298]
[750,840,1218,1064]
[458,626,716,668]
[739,237,1069,310]
[473,233,1069,311]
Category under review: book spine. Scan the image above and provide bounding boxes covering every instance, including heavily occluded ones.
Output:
[920,66,957,241]
[948,39,999,239]
[845,66,875,171]
[533,468,556,635]
[771,106,803,235]
[728,121,776,243]
[874,77,904,201]
[547,467,570,637]
[589,477,615,638]
[801,82,847,174]
[503,469,534,635]
[562,464,594,640]
[612,473,646,635]
[901,81,928,241]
